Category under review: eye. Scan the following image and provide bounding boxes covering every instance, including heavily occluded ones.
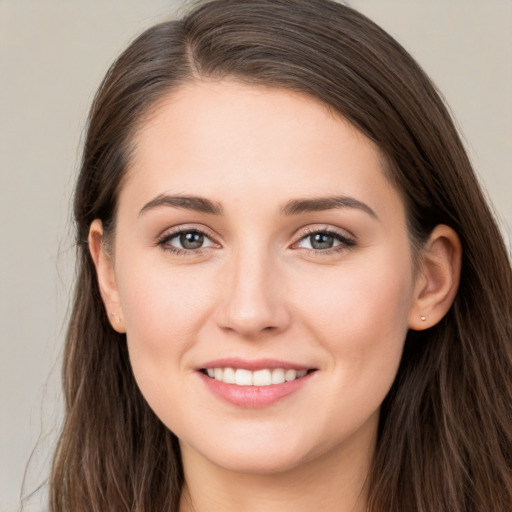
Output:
[294,229,355,252]
[157,228,217,253]
[176,231,207,250]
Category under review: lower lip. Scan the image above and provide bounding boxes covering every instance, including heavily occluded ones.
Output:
[198,371,314,408]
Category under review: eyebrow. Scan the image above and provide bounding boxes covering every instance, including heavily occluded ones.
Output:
[138,193,378,220]
[281,196,378,219]
[139,194,224,216]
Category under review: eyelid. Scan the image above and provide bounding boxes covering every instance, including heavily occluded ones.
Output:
[299,224,355,238]
[154,223,356,256]
[290,225,357,252]
[155,224,221,253]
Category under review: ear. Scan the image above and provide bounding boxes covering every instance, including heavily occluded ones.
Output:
[408,225,462,331]
[88,219,126,333]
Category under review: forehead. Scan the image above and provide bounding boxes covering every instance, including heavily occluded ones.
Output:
[121,80,404,223]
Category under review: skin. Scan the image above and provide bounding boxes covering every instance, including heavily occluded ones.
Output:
[90,80,461,512]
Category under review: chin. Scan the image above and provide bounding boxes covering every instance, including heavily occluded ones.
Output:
[179,426,319,475]
[208,448,310,475]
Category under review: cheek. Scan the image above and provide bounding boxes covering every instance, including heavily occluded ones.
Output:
[115,261,220,430]
[115,259,218,385]
[119,261,212,336]
[292,251,414,371]
[284,254,414,443]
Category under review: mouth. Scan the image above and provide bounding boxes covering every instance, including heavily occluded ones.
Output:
[197,358,317,407]
[200,367,315,386]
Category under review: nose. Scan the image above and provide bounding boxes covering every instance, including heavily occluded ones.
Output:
[215,247,291,339]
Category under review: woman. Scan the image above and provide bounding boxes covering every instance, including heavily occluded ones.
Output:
[50,0,512,511]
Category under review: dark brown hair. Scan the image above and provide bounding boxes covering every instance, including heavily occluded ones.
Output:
[50,1,512,510]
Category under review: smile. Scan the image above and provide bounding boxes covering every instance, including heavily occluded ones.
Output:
[203,367,309,386]
[198,359,317,407]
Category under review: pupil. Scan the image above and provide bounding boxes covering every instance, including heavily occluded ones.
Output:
[180,232,204,249]
[311,233,334,250]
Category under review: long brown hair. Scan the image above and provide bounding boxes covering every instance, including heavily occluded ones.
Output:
[50,1,512,510]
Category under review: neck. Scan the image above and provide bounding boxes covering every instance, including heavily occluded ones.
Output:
[178,428,374,512]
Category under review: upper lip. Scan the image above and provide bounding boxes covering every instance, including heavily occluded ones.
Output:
[198,358,315,371]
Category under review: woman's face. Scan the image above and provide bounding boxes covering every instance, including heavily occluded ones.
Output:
[101,81,421,474]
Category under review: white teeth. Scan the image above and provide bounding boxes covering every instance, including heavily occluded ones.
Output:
[205,367,310,386]
[223,367,236,384]
[271,368,285,384]
[253,369,272,386]
[285,369,297,382]
[235,369,253,386]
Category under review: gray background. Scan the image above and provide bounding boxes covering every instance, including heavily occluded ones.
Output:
[1,1,510,510]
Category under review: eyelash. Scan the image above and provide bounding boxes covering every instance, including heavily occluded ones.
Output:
[156,226,356,257]
[294,227,356,256]
[156,227,215,256]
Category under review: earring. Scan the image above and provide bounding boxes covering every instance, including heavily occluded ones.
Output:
[420,315,427,321]
[109,311,125,333]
